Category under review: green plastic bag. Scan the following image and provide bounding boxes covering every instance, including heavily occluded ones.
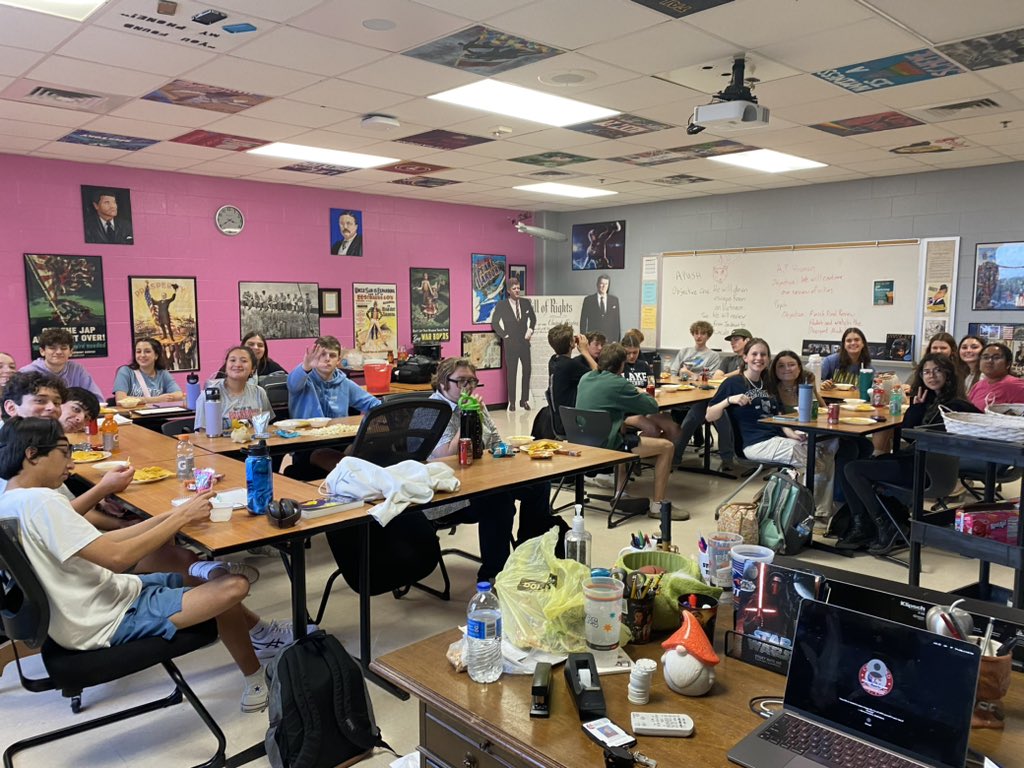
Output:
[494,528,591,653]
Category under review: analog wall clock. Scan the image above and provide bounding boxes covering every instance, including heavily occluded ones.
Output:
[215,204,244,236]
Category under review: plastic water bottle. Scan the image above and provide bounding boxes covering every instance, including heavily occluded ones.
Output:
[245,439,273,515]
[466,582,502,683]
[175,434,194,483]
[564,505,592,567]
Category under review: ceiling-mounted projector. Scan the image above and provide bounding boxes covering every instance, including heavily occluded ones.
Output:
[515,222,567,242]
[687,57,769,134]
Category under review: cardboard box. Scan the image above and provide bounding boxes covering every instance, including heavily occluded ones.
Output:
[955,509,1019,543]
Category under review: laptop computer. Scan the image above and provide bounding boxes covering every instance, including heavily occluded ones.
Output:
[728,599,982,768]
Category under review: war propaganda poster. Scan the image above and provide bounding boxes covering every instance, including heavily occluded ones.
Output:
[410,268,450,343]
[128,276,200,372]
[239,281,320,340]
[353,283,398,357]
[23,253,107,357]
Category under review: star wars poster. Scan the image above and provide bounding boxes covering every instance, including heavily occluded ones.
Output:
[410,268,450,343]
[353,283,398,357]
[23,253,108,357]
[128,276,199,372]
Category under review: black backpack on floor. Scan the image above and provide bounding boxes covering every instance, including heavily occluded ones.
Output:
[265,630,389,768]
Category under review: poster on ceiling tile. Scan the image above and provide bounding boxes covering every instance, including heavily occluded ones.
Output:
[353,283,398,358]
[571,220,626,270]
[128,276,200,372]
[23,253,107,358]
[814,49,962,93]
[403,25,563,76]
[329,208,363,255]
[142,79,271,113]
[810,111,924,137]
[938,28,1024,71]
[81,185,134,245]
[628,0,734,18]
[471,253,506,324]
[410,268,450,343]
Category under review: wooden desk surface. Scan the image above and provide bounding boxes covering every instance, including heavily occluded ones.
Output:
[654,384,717,409]
[372,625,1022,768]
[73,424,210,465]
[761,404,904,436]
[189,415,363,454]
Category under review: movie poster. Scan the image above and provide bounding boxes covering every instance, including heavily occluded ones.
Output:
[23,253,107,357]
[353,282,398,357]
[410,268,450,343]
[471,253,506,324]
[571,220,626,270]
[128,276,200,372]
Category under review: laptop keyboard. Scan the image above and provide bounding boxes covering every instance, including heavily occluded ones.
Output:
[759,714,920,768]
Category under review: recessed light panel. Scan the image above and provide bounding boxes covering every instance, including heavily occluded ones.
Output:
[708,149,826,173]
[248,142,398,168]
[513,182,617,199]
[430,80,618,127]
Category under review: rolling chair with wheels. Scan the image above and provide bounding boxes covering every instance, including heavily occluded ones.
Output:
[0,520,226,768]
[160,416,194,437]
[556,406,648,528]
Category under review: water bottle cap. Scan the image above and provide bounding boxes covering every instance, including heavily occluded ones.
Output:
[247,439,269,456]
[476,581,492,592]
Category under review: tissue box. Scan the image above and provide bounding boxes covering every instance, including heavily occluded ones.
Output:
[955,507,1019,543]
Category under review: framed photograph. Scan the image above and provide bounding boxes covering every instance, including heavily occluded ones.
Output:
[471,253,506,324]
[410,268,450,343]
[319,288,341,317]
[883,333,915,362]
[461,331,502,370]
[571,220,625,270]
[81,185,134,245]
[128,276,199,372]
[24,253,108,358]
[353,283,398,357]
[509,264,527,291]
[238,281,320,340]
[973,241,1024,310]
[329,208,363,255]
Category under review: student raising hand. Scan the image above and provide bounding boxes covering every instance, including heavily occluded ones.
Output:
[301,343,324,372]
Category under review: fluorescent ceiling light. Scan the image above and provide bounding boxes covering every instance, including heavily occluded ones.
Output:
[0,0,108,21]
[709,149,826,173]
[429,80,618,127]
[248,142,398,168]
[513,182,617,199]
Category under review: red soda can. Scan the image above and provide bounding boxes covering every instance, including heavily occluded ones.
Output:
[646,375,656,396]
[827,403,840,424]
[458,437,473,466]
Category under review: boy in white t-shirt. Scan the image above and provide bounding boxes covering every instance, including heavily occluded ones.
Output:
[0,417,269,713]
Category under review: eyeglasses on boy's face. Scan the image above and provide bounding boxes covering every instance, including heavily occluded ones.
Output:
[447,377,480,388]
[980,355,1006,363]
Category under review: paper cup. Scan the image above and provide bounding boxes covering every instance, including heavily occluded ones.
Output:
[209,502,233,522]
[707,532,743,589]
[583,577,625,654]
[731,544,775,594]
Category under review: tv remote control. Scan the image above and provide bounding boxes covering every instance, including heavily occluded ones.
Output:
[630,712,694,737]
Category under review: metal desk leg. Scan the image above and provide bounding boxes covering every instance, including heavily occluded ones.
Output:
[805,433,852,558]
[289,538,307,639]
[357,521,409,700]
[576,473,585,506]
[909,449,926,587]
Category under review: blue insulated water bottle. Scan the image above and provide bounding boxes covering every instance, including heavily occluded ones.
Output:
[185,373,201,410]
[798,384,813,422]
[245,439,273,515]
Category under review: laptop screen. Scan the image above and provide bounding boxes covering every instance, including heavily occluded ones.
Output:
[786,600,981,768]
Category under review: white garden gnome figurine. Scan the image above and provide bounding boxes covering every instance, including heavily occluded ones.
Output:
[660,610,720,696]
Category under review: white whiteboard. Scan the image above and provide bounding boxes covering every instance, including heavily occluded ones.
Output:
[658,242,922,353]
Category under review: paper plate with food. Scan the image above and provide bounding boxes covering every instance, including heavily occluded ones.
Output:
[93,460,131,472]
[505,435,534,447]
[842,398,866,404]
[132,466,175,484]
[72,450,111,464]
[841,403,876,412]
[839,417,876,425]
[274,419,311,430]
[832,383,855,391]
[523,440,561,453]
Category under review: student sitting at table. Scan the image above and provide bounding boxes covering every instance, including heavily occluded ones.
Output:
[621,334,683,454]
[19,328,104,401]
[0,351,16,389]
[819,327,870,389]
[215,332,286,383]
[706,338,839,513]
[576,343,679,521]
[547,325,599,436]
[715,328,752,379]
[287,335,379,420]
[926,332,968,384]
[841,354,978,555]
[0,417,272,713]
[113,337,183,406]
[969,342,1024,409]
[958,334,986,393]
[427,357,560,581]
[194,346,274,433]
[59,386,100,435]
[670,320,721,380]
[767,350,826,412]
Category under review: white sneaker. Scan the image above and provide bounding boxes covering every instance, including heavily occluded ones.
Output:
[240,678,268,713]
[587,473,616,489]
[250,620,318,660]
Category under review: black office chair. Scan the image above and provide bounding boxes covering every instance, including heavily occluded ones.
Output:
[160,417,194,437]
[872,452,961,567]
[714,407,795,518]
[959,465,1023,502]
[260,372,289,421]
[381,391,432,404]
[0,520,226,768]
[556,406,648,528]
[315,399,453,621]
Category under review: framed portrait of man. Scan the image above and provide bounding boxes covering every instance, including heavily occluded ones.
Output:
[329,208,363,255]
[81,185,134,245]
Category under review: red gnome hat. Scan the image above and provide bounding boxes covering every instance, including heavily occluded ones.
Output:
[661,611,720,666]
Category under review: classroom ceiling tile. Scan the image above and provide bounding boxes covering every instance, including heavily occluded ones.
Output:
[79,115,183,140]
[0,45,44,78]
[685,0,874,49]
[54,26,218,76]
[755,19,924,73]
[867,0,1024,44]
[27,56,169,97]
[238,99,358,129]
[0,133,47,151]
[579,22,735,77]
[342,54,479,97]
[201,114,311,141]
[107,99,222,128]
[184,57,322,97]
[288,78,410,113]
[213,0,324,23]
[0,117,67,139]
[0,5,77,50]
[229,27,389,77]
[292,0,470,52]
[488,0,664,50]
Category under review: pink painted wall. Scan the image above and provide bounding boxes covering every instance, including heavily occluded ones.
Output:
[0,153,535,405]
